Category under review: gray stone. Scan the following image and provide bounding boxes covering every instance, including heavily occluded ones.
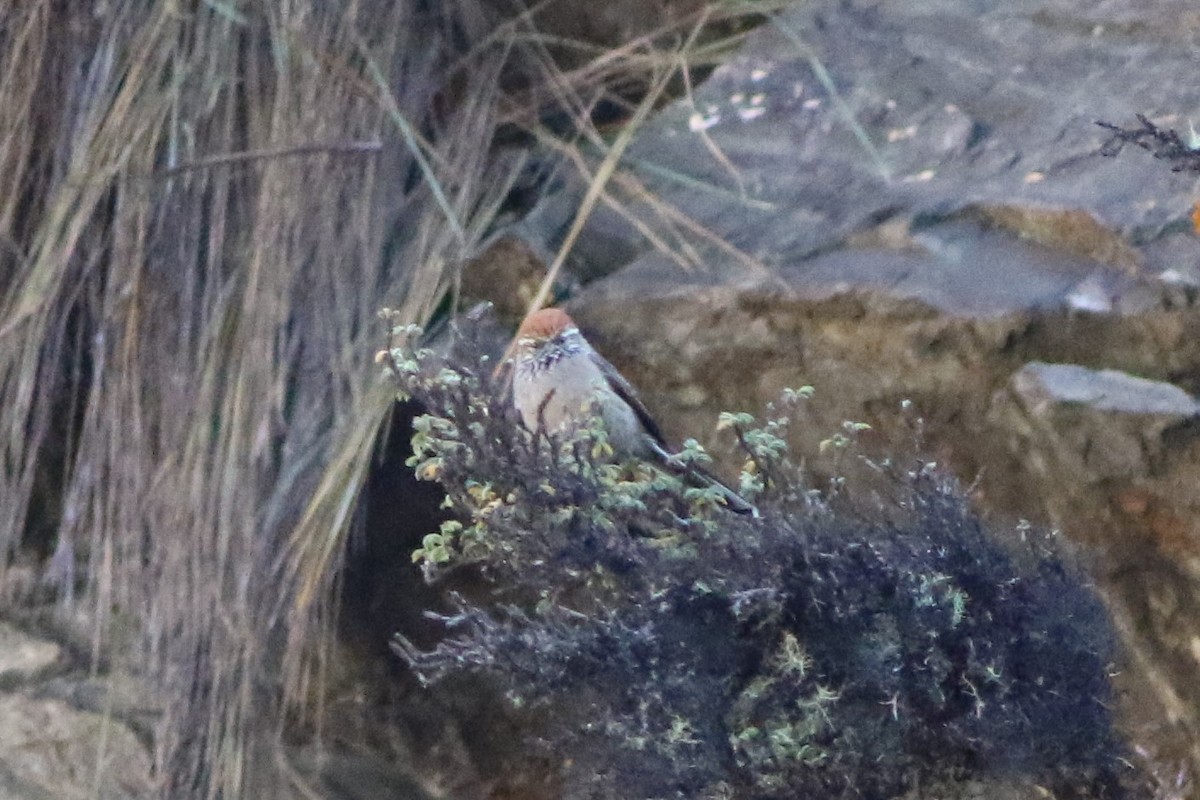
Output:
[1012,362,1200,418]
[0,694,152,800]
[517,0,1200,294]
[0,623,60,687]
[1000,362,1199,483]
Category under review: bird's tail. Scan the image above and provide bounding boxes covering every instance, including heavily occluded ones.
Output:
[650,442,758,517]
[690,467,759,516]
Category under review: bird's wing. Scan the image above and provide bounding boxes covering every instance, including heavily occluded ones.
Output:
[593,352,757,516]
[591,351,670,448]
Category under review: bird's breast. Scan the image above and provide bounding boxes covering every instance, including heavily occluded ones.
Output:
[513,358,647,458]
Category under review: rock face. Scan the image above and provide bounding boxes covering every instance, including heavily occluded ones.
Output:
[993,362,1200,773]
[497,0,1200,785]
[0,695,152,800]
[0,622,60,687]
[0,624,152,800]
[994,362,1200,558]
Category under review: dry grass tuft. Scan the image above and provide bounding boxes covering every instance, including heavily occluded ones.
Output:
[0,1,507,795]
[0,0,784,795]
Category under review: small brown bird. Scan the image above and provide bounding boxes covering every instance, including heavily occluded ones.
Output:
[511,308,756,515]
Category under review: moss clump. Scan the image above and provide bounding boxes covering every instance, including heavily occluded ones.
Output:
[380,311,1137,800]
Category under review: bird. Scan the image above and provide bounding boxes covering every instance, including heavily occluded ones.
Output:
[511,307,756,515]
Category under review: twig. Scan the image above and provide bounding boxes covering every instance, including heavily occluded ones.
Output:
[733,422,774,492]
[142,140,382,179]
[1095,114,1200,172]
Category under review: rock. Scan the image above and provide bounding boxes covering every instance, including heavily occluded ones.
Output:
[558,233,1200,792]
[561,224,1195,469]
[500,0,1200,782]
[989,363,1200,774]
[1002,362,1200,483]
[459,236,550,326]
[0,694,152,800]
[282,746,439,800]
[514,0,1200,497]
[1009,363,1200,417]
[515,1,1200,290]
[989,362,1200,571]
[36,671,162,744]
[0,623,60,688]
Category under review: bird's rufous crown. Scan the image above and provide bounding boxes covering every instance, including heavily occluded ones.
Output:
[517,308,575,341]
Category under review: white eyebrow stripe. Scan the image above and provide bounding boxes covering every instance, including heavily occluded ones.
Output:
[519,327,578,344]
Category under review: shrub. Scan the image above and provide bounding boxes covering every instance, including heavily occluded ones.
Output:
[379,310,1135,800]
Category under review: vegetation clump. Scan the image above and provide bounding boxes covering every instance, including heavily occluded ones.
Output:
[381,311,1135,800]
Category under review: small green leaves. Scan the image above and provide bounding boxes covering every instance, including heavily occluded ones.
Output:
[388,322,423,339]
[780,385,815,404]
[817,434,846,453]
[683,484,728,512]
[676,437,713,467]
[717,411,756,431]
[435,367,463,387]
[591,429,614,461]
[412,526,455,564]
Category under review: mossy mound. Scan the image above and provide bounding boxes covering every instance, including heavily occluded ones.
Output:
[381,312,1136,800]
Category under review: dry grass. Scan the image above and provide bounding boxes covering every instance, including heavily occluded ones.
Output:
[0,2,509,795]
[0,0,789,796]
